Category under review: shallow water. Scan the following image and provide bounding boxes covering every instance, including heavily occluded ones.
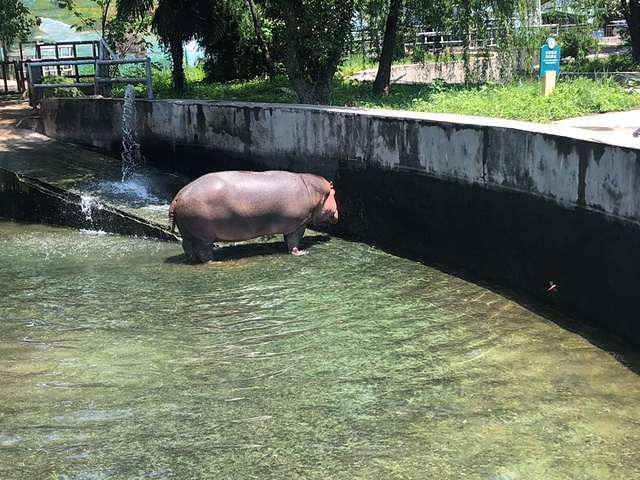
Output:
[1,220,639,479]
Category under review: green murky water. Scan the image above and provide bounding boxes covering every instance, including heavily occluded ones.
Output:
[1,220,639,479]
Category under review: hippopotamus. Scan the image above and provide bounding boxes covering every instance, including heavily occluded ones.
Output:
[168,170,339,263]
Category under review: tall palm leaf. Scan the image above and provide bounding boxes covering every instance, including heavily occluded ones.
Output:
[118,0,224,91]
[117,0,155,20]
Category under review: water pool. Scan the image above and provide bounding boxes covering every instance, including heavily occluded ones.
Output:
[1,220,639,479]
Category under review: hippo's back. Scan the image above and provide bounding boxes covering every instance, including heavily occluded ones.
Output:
[171,170,315,242]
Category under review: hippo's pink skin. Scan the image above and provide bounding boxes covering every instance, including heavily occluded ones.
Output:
[168,170,339,263]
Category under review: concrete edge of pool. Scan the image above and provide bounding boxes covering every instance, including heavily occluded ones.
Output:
[0,166,179,242]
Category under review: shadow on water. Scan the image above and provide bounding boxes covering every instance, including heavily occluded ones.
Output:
[367,237,640,377]
[165,234,332,264]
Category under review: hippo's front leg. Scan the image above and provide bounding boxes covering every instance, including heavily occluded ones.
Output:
[284,224,308,256]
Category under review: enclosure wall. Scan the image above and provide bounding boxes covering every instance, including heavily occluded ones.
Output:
[40,98,640,346]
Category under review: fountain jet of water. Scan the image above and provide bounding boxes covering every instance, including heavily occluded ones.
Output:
[121,85,141,183]
[80,195,98,223]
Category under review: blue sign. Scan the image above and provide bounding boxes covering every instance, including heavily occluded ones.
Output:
[540,37,561,77]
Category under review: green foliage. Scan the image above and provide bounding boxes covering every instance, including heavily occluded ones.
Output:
[557,27,599,61]
[564,52,640,72]
[103,15,152,58]
[152,66,293,101]
[355,0,624,85]
[152,64,640,124]
[151,0,224,48]
[57,0,110,35]
[41,75,86,98]
[338,55,378,77]
[56,0,152,58]
[0,0,40,48]
[336,76,640,122]
[266,0,356,103]
[203,0,271,82]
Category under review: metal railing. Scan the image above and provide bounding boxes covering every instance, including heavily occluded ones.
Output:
[0,60,25,95]
[24,39,153,106]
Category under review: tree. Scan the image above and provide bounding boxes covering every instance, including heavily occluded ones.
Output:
[619,0,640,61]
[118,0,224,90]
[203,0,271,82]
[58,0,113,38]
[58,0,151,58]
[247,0,277,80]
[372,0,402,94]
[0,0,39,56]
[269,0,355,104]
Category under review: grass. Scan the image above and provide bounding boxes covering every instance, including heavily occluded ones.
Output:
[149,63,640,124]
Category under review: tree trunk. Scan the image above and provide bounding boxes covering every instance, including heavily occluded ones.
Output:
[278,0,352,104]
[280,1,330,104]
[247,0,278,80]
[170,41,185,91]
[281,43,332,104]
[623,0,640,62]
[372,0,402,95]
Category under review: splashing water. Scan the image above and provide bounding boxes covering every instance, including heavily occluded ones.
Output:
[121,85,141,183]
[80,195,99,222]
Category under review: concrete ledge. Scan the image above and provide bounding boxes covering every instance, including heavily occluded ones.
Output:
[0,166,179,241]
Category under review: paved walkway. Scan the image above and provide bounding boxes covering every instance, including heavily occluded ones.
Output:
[0,95,40,141]
[553,108,640,147]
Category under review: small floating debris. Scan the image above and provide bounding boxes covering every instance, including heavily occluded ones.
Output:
[52,410,133,422]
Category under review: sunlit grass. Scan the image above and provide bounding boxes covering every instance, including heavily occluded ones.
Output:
[151,64,640,124]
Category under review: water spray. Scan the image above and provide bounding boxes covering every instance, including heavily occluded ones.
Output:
[121,85,141,183]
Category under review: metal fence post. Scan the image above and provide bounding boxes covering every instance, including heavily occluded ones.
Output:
[145,57,153,99]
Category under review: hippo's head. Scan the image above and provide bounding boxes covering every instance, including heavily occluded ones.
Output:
[305,175,338,225]
[317,181,339,224]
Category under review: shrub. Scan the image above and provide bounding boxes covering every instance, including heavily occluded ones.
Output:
[557,28,599,62]
[41,75,85,98]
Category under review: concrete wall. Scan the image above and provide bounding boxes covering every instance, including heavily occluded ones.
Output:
[0,167,178,241]
[40,98,640,347]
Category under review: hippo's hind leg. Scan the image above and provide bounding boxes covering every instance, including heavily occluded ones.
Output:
[284,224,308,256]
[181,237,199,263]
[182,237,215,263]
[194,240,215,263]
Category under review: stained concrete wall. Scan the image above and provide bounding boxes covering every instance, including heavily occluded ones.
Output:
[39,98,640,347]
[40,98,640,224]
[0,167,178,241]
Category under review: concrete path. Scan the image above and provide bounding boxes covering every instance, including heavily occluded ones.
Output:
[0,95,42,143]
[553,108,640,147]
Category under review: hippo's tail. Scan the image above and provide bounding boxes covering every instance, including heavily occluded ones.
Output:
[168,199,177,232]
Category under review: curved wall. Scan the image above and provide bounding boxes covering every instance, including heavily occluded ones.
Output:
[40,98,640,346]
